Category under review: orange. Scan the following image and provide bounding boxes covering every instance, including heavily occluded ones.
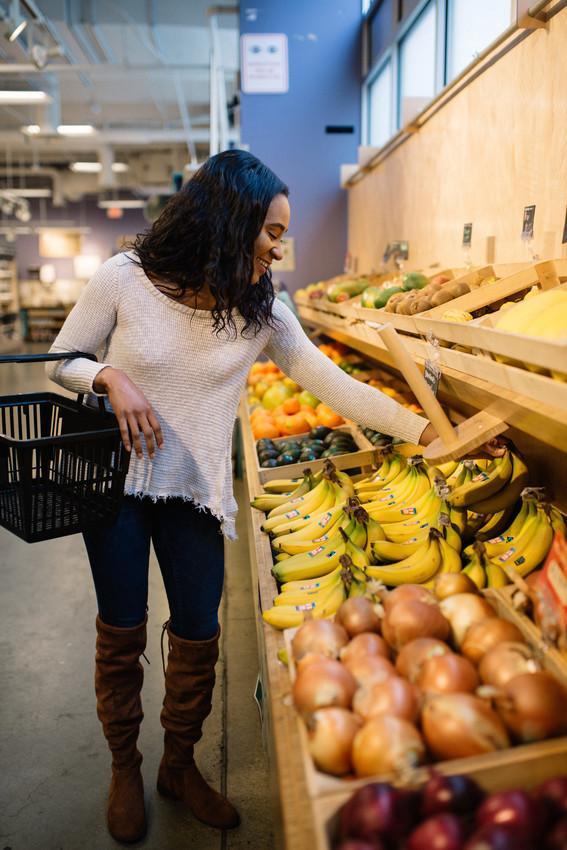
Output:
[316,403,344,428]
[282,397,301,415]
[253,421,280,440]
[278,413,310,436]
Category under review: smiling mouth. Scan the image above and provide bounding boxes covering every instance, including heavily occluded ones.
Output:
[257,258,271,273]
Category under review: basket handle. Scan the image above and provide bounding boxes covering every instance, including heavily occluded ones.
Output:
[0,351,106,414]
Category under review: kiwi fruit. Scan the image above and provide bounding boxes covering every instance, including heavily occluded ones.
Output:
[409,296,433,314]
[445,282,471,298]
[430,289,455,307]
[385,292,405,313]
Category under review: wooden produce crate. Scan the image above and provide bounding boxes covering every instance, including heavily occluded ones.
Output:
[282,588,567,804]
[492,583,567,669]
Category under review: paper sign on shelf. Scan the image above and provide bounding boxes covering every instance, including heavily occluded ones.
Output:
[241,34,289,94]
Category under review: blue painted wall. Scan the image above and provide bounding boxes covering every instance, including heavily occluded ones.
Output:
[240,1,362,293]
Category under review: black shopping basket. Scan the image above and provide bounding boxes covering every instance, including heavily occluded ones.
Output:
[0,352,130,543]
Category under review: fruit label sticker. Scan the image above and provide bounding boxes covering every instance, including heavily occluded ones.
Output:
[498,547,516,563]
[401,507,418,515]
[307,546,325,557]
[295,602,316,612]
[289,496,304,505]
[313,534,329,543]
[317,512,332,527]
[522,205,536,240]
[285,509,301,519]
[325,550,337,559]
[298,582,321,590]
[514,555,526,566]
[462,223,473,247]
[472,472,490,482]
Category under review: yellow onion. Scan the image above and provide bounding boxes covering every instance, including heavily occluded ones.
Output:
[461,618,525,665]
[306,707,362,775]
[422,693,510,760]
[292,658,356,716]
[342,654,395,689]
[353,676,421,723]
[335,597,382,637]
[352,715,426,777]
[494,671,567,742]
[478,642,541,688]
[434,572,479,600]
[340,633,390,666]
[382,599,450,651]
[418,653,480,695]
[291,619,349,661]
[383,584,436,616]
[439,594,496,647]
[395,638,452,683]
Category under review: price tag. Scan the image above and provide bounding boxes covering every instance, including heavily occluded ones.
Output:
[462,223,473,247]
[424,359,441,396]
[393,240,409,260]
[522,205,536,241]
[562,207,567,244]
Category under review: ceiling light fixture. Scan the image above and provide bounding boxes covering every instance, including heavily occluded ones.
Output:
[4,188,51,198]
[97,199,145,209]
[57,124,95,136]
[111,162,129,173]
[0,90,49,104]
[21,124,41,135]
[70,161,102,173]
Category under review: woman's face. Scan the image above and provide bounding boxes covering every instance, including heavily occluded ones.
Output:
[251,193,290,284]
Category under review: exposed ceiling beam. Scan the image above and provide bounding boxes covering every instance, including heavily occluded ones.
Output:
[0,62,224,73]
[0,126,238,146]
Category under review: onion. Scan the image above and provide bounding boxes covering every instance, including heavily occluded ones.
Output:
[336,597,382,637]
[339,782,419,843]
[292,658,356,716]
[494,671,567,742]
[434,572,479,600]
[296,652,330,675]
[478,642,541,688]
[352,676,421,723]
[422,770,484,816]
[340,633,390,666]
[439,594,497,646]
[383,584,436,615]
[533,776,567,818]
[382,599,450,651]
[342,654,396,689]
[464,824,532,850]
[291,619,349,661]
[477,790,548,841]
[305,707,361,775]
[334,841,386,850]
[352,716,425,777]
[461,618,525,665]
[406,813,467,850]
[395,637,452,682]
[546,816,567,850]
[422,693,510,760]
[418,653,480,695]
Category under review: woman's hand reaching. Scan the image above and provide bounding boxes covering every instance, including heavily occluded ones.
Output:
[420,423,507,459]
[93,367,164,459]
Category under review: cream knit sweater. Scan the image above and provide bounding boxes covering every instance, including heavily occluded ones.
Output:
[47,252,428,538]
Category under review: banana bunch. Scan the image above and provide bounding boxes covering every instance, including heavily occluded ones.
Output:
[365,528,461,587]
[250,468,316,513]
[446,450,529,514]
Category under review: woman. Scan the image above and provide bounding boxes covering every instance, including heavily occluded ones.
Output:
[47,150,437,843]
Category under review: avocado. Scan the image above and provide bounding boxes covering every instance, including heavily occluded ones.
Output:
[260,458,279,468]
[360,286,385,309]
[310,426,332,441]
[374,286,404,308]
[256,438,276,449]
[258,448,279,462]
[401,272,428,291]
[299,451,318,462]
[277,453,297,465]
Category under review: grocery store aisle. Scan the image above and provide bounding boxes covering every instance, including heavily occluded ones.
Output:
[0,355,274,850]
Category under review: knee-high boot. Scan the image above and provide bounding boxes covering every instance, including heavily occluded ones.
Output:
[95,615,147,843]
[157,623,240,829]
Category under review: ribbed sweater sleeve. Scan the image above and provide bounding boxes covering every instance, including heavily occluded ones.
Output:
[46,257,119,394]
[265,300,429,445]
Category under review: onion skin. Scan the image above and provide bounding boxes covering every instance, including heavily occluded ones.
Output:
[464,823,532,850]
[334,841,386,850]
[342,654,396,689]
[546,816,567,850]
[340,633,391,666]
[383,584,436,615]
[422,693,510,760]
[292,658,356,716]
[406,813,467,850]
[395,637,452,683]
[495,671,567,742]
[478,642,541,688]
[477,790,548,841]
[533,776,567,818]
[352,676,421,723]
[439,594,497,647]
[382,599,450,651]
[422,770,484,816]
[352,716,426,777]
[434,572,479,600]
[339,782,419,842]
[336,597,382,637]
[291,619,349,661]
[306,707,361,775]
[418,653,480,695]
[461,618,525,665]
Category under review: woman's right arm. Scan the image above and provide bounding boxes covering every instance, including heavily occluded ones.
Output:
[48,256,163,459]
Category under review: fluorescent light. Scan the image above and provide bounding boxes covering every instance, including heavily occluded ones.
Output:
[21,124,41,135]
[8,19,27,41]
[0,90,49,104]
[70,161,102,173]
[10,188,51,198]
[97,199,145,209]
[111,162,129,173]
[57,124,95,136]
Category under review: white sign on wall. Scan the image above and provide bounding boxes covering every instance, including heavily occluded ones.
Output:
[241,33,289,94]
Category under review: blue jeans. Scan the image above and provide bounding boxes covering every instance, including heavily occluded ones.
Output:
[83,497,225,640]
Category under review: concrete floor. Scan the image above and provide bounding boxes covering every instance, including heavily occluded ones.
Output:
[0,356,274,850]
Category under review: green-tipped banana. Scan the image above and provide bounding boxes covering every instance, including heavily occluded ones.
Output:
[468,452,529,514]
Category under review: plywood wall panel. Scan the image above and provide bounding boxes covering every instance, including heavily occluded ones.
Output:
[347,9,567,272]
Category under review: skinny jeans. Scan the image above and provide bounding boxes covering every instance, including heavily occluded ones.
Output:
[83,496,225,640]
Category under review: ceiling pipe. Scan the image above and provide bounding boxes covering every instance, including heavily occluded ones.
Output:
[0,166,63,205]
[0,62,214,73]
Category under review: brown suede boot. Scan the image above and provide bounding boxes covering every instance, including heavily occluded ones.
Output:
[95,615,147,844]
[157,623,240,830]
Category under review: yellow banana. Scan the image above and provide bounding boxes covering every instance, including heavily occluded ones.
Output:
[476,504,519,541]
[486,561,509,588]
[264,471,318,519]
[274,552,291,562]
[271,533,347,583]
[449,505,467,535]
[261,477,332,531]
[493,504,554,578]
[448,453,513,509]
[266,482,337,535]
[371,488,441,526]
[365,531,442,585]
[273,572,342,606]
[263,477,302,494]
[436,460,459,478]
[372,537,424,562]
[365,515,386,555]
[262,605,310,629]
[357,462,413,503]
[271,503,347,551]
[280,564,343,593]
[480,499,536,559]
[251,470,314,513]
[274,512,347,555]
[469,452,529,515]
[462,559,487,590]
[355,454,407,494]
[339,526,370,570]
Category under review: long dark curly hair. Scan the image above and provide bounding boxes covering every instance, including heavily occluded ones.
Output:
[132,150,289,337]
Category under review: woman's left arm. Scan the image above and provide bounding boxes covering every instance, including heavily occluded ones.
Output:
[264,300,431,445]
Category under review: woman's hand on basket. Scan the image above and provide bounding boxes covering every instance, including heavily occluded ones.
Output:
[93,367,163,459]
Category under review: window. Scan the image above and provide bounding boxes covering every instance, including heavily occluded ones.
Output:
[368,60,393,147]
[369,0,394,69]
[398,1,437,127]
[447,0,512,82]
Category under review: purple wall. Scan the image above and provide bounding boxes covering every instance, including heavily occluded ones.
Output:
[14,200,148,280]
[240,1,362,293]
